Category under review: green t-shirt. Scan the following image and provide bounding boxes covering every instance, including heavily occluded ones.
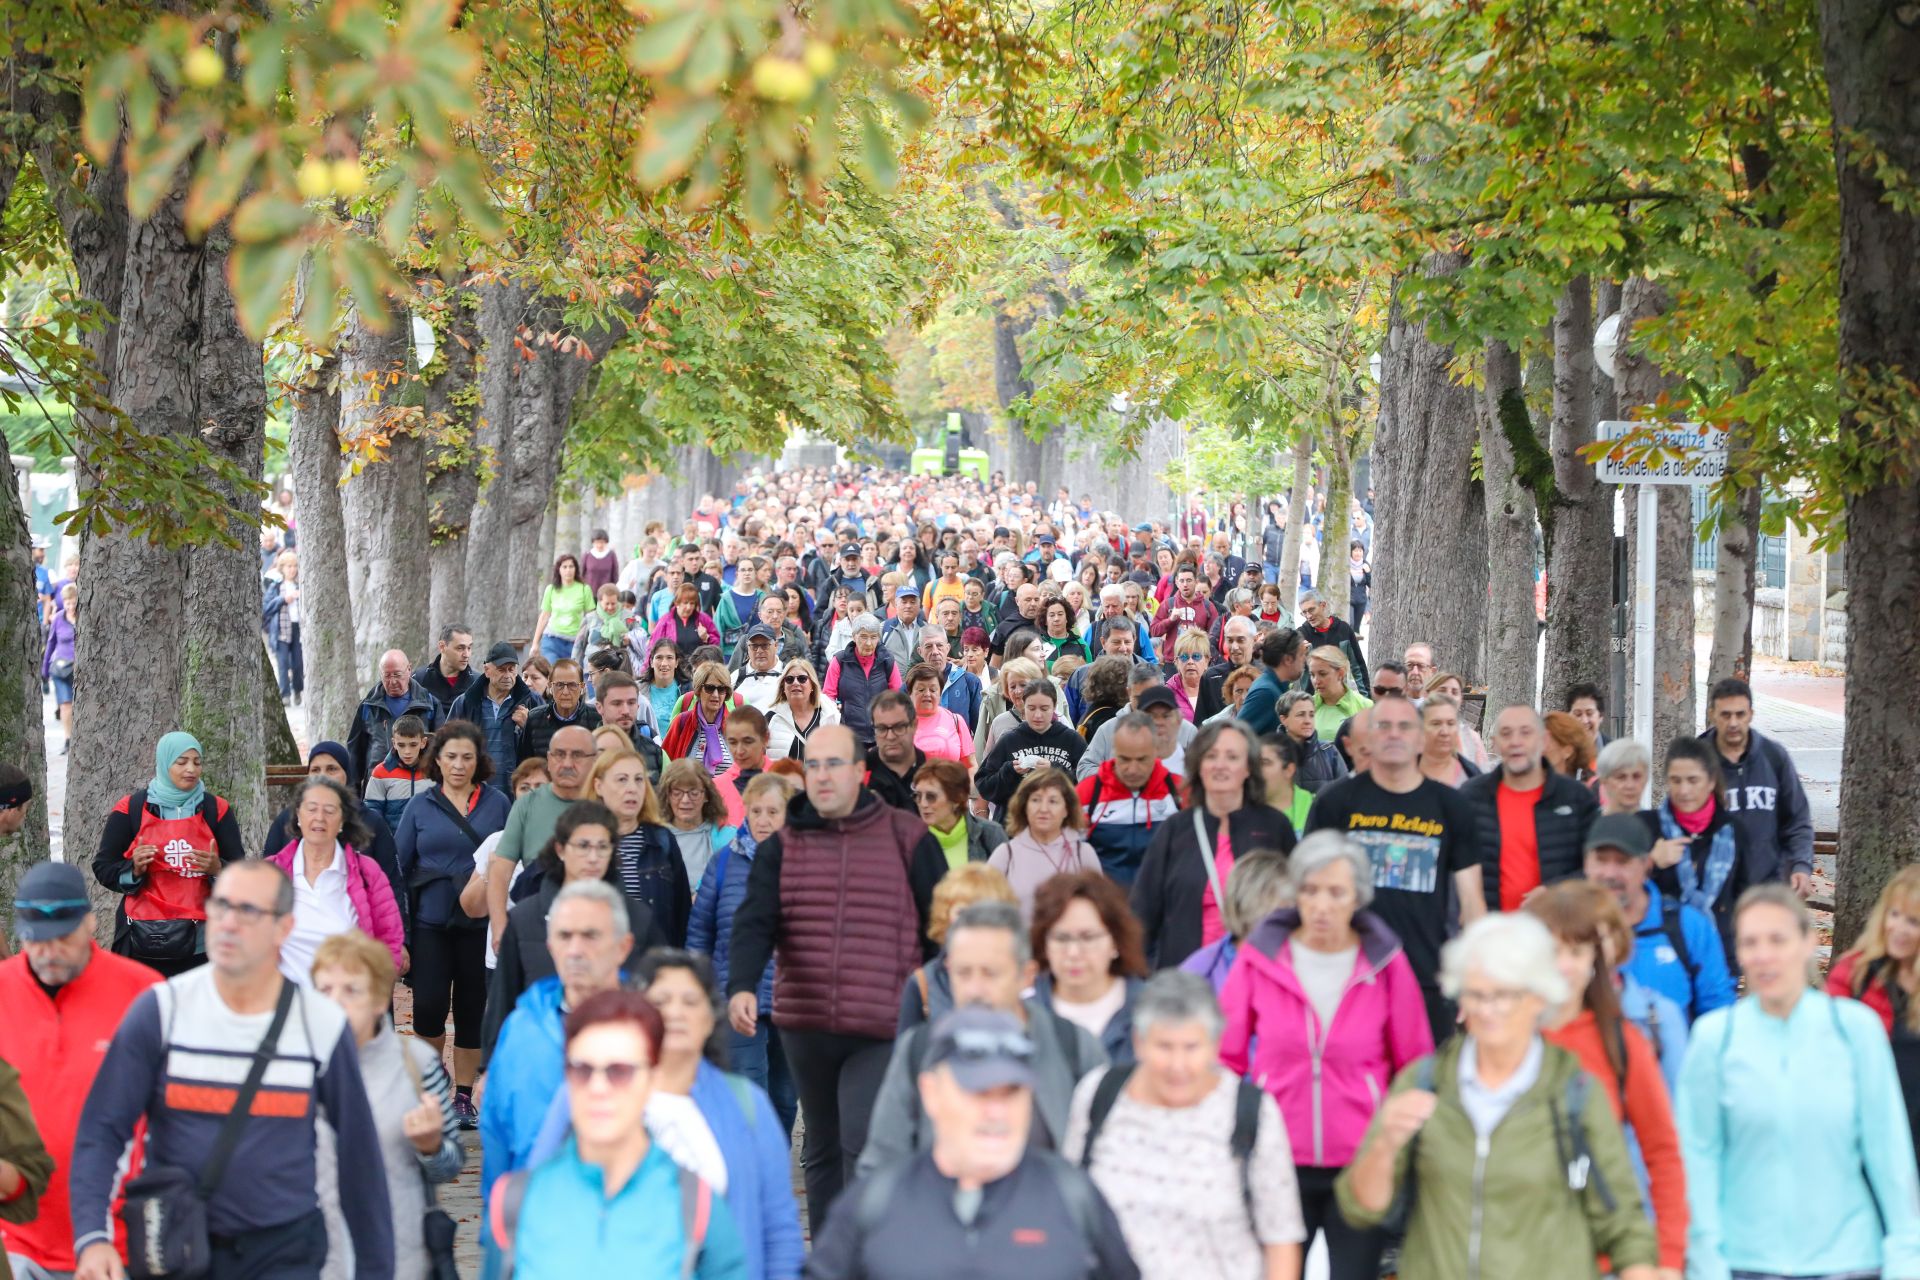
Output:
[540,581,595,639]
[493,784,581,865]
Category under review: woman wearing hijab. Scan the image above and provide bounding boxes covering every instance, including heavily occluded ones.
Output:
[92,731,246,975]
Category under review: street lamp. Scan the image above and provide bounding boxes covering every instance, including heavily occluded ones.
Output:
[1592,312,1621,380]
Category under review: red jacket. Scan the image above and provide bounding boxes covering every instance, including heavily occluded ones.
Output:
[1826,950,1905,1034]
[0,945,162,1269]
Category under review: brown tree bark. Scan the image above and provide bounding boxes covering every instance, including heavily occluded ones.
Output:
[1368,260,1489,680]
[339,308,426,674]
[1479,340,1542,715]
[425,289,482,645]
[463,279,528,649]
[1543,277,1614,709]
[1615,278,1696,756]
[1707,455,1762,687]
[1819,0,1920,943]
[1277,429,1312,603]
[1316,425,1357,624]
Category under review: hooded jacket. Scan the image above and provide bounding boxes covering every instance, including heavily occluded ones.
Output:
[347,680,439,789]
[725,790,945,1040]
[1218,908,1432,1169]
[1076,760,1182,888]
[1697,727,1816,883]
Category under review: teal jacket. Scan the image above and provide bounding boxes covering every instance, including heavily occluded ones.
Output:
[514,1139,748,1280]
[1676,990,1920,1280]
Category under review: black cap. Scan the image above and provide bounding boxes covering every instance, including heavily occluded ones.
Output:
[922,1007,1036,1092]
[14,862,91,941]
[744,624,778,642]
[1584,813,1653,858]
[484,641,521,667]
[839,544,861,559]
[1134,685,1178,712]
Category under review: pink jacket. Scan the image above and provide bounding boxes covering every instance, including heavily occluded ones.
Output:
[1218,908,1431,1169]
[268,841,406,966]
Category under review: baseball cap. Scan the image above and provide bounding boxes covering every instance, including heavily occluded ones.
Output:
[744,623,778,642]
[1584,813,1653,859]
[484,641,521,667]
[838,544,861,559]
[922,1007,1036,1092]
[1134,685,1178,712]
[1037,534,1055,546]
[894,583,921,599]
[14,862,91,941]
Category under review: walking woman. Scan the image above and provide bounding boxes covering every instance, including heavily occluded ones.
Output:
[1279,691,1348,792]
[649,583,721,663]
[663,662,736,775]
[42,582,77,753]
[269,776,407,983]
[532,553,596,667]
[642,639,689,740]
[1679,885,1920,1279]
[396,721,509,1128]
[1417,694,1480,788]
[1638,735,1751,964]
[984,767,1101,918]
[1031,870,1150,1065]
[1307,646,1370,743]
[1337,913,1658,1280]
[658,759,737,891]
[1527,882,1688,1278]
[766,658,838,761]
[1219,833,1430,1280]
[1827,863,1920,1159]
[592,748,691,947]
[93,731,246,975]
[1130,720,1296,969]
[910,759,1006,872]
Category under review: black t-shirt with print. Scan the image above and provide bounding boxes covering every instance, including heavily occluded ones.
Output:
[1305,772,1477,990]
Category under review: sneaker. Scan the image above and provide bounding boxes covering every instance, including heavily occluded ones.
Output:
[453,1093,478,1130]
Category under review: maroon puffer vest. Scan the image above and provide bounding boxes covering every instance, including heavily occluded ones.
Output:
[772,795,926,1040]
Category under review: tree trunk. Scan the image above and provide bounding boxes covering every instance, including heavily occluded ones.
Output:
[287,335,358,746]
[503,299,570,640]
[1708,467,1762,686]
[339,308,427,673]
[1277,430,1312,603]
[180,237,268,847]
[260,640,300,765]
[1820,0,1920,943]
[1317,426,1355,623]
[1615,278,1696,754]
[1543,277,1613,708]
[1479,340,1542,715]
[0,448,50,917]
[1369,260,1489,680]
[425,288,481,646]
[464,280,527,649]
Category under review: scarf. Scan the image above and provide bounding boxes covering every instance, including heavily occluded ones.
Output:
[696,705,728,774]
[1661,798,1737,915]
[149,731,207,819]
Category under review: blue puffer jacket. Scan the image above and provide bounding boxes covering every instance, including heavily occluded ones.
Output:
[478,977,567,1216]
[688,832,772,1011]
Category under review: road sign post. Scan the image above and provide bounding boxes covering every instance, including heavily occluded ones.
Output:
[1596,422,1727,803]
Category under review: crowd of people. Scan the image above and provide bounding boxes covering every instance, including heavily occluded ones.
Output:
[4,460,1913,1280]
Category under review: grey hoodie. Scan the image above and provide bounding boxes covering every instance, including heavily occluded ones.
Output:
[1700,727,1815,881]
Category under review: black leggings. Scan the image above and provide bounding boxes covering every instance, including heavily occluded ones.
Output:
[779,1027,894,1230]
[1296,1164,1387,1280]
[409,923,487,1049]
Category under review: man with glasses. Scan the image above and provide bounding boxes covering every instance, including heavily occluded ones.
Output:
[70,862,394,1280]
[727,723,946,1229]
[1193,615,1258,723]
[0,862,159,1280]
[1402,642,1435,700]
[808,1007,1137,1280]
[517,658,601,764]
[486,726,599,951]
[863,691,926,813]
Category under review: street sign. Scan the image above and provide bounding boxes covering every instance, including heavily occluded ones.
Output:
[1595,420,1728,486]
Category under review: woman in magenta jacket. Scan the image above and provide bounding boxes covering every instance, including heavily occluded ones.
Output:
[1218,830,1431,1280]
[268,776,407,979]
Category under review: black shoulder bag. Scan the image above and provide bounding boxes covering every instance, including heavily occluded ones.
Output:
[122,980,295,1279]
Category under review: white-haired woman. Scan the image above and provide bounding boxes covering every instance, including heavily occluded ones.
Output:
[1678,884,1920,1280]
[1219,832,1431,1280]
[1594,738,1651,817]
[1066,970,1305,1280]
[1336,913,1658,1280]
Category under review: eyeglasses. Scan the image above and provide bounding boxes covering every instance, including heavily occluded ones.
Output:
[1046,929,1111,951]
[566,839,614,855]
[784,675,812,686]
[549,681,582,692]
[701,683,730,694]
[872,720,912,736]
[208,896,282,924]
[912,789,948,805]
[564,1059,646,1088]
[549,748,594,760]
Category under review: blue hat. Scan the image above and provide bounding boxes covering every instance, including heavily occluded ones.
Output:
[923,1007,1036,1092]
[15,861,91,941]
[895,583,921,598]
[309,741,351,776]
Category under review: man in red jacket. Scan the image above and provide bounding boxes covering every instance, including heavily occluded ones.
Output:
[0,862,161,1279]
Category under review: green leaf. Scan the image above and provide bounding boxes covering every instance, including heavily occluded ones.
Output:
[232,193,312,244]
[82,54,132,160]
[336,239,396,322]
[858,113,896,190]
[627,7,705,75]
[681,21,733,94]
[184,134,261,237]
[241,35,285,109]
[635,97,724,189]
[229,241,303,338]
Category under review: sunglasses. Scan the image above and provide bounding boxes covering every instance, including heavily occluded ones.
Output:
[15,899,87,922]
[784,675,813,685]
[564,1059,646,1088]
[701,683,730,694]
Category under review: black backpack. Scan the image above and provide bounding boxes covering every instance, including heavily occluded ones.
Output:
[1079,1065,1263,1221]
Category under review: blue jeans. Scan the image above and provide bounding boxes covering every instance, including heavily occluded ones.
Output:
[538,632,574,665]
[274,625,303,696]
[729,1019,799,1139]
[1263,561,1281,584]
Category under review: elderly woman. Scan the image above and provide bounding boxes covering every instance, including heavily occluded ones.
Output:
[821,612,902,742]
[1178,847,1291,992]
[1595,738,1651,816]
[1032,871,1150,1064]
[911,758,1006,872]
[1680,885,1920,1280]
[311,931,463,1280]
[975,656,1048,755]
[1307,646,1370,742]
[1131,720,1297,969]
[765,658,837,761]
[662,662,736,775]
[897,862,1019,1031]
[269,777,406,985]
[1076,654,1132,741]
[1220,832,1431,1280]
[985,768,1102,918]
[1336,913,1658,1280]
[1424,672,1489,770]
[905,662,974,766]
[1417,694,1481,789]
[1278,691,1348,792]
[1168,628,1211,722]
[657,759,737,891]
[1066,970,1304,1280]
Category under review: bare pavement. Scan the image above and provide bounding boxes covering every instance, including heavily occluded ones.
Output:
[34,644,1849,1274]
